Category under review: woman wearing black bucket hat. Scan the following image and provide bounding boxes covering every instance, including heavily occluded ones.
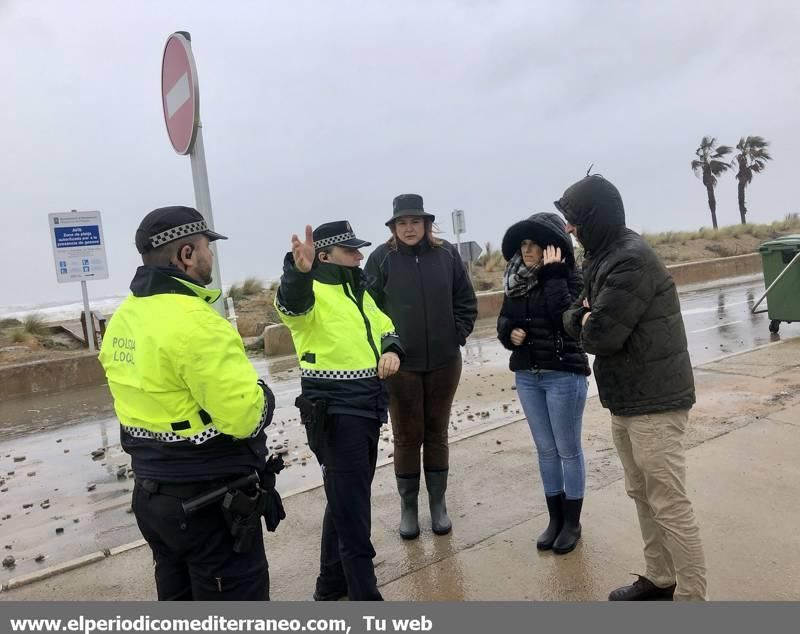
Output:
[365,194,477,540]
[497,212,590,554]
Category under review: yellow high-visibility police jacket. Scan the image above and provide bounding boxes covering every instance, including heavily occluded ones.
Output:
[275,254,403,420]
[99,266,274,482]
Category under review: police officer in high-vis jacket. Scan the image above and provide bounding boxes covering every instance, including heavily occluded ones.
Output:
[276,221,403,601]
[99,206,278,601]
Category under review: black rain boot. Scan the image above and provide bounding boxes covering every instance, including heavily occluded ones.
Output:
[537,493,565,551]
[396,474,420,540]
[425,469,452,536]
[552,496,582,554]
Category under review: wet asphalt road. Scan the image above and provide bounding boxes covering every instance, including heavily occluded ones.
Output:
[1,279,797,581]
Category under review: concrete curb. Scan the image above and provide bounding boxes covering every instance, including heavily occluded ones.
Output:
[2,552,106,591]
[107,539,147,557]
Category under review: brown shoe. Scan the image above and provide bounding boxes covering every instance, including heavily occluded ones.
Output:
[608,575,676,601]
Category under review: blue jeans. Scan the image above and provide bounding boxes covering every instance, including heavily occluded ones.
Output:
[515,370,588,499]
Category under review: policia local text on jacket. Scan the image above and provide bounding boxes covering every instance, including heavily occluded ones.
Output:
[99,206,277,601]
[275,222,403,601]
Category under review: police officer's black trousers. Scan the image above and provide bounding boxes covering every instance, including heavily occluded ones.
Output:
[132,482,269,601]
[313,414,383,601]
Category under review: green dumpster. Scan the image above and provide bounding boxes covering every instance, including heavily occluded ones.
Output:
[754,234,800,333]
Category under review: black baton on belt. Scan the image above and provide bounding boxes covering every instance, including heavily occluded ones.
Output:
[181,472,260,516]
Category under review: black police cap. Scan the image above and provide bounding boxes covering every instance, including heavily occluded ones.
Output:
[135,206,228,254]
[312,220,371,250]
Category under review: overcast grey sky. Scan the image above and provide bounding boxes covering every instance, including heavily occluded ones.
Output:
[1,0,798,307]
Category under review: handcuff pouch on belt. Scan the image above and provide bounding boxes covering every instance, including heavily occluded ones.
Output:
[220,456,286,549]
[221,486,263,553]
[260,454,286,533]
[295,395,328,454]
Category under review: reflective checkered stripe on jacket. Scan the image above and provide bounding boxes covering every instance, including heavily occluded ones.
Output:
[119,388,272,445]
[122,423,222,444]
[300,368,379,380]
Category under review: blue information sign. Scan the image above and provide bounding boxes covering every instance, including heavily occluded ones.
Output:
[54,225,102,249]
[48,211,109,283]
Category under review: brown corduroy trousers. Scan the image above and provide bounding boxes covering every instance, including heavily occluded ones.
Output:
[387,355,462,476]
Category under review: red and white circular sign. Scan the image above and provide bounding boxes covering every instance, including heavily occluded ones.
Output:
[161,32,199,155]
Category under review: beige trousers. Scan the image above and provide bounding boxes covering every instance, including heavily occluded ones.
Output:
[611,409,708,601]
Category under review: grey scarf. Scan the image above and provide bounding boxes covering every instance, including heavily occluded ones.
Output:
[504,252,540,298]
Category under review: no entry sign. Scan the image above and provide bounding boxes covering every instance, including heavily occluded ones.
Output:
[158,31,225,314]
[161,32,199,155]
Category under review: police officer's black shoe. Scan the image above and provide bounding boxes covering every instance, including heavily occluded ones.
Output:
[608,575,676,601]
[313,587,348,601]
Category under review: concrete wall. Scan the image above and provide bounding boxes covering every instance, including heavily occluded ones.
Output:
[666,252,761,287]
[0,353,105,401]
[263,322,298,358]
[263,253,764,358]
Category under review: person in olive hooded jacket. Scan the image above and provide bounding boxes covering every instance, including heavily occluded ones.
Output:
[365,194,477,540]
[557,174,707,601]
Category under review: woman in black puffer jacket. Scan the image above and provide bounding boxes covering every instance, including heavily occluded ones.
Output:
[497,212,590,555]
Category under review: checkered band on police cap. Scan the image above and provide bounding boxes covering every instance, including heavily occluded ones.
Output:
[149,221,209,248]
[313,231,357,249]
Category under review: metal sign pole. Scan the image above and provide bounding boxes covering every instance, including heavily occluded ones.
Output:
[453,210,462,261]
[80,280,96,352]
[452,209,472,283]
[226,296,238,332]
[189,122,224,315]
[456,229,469,282]
[69,208,98,352]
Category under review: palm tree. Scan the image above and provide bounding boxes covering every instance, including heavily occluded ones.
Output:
[732,136,772,225]
[691,137,732,230]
